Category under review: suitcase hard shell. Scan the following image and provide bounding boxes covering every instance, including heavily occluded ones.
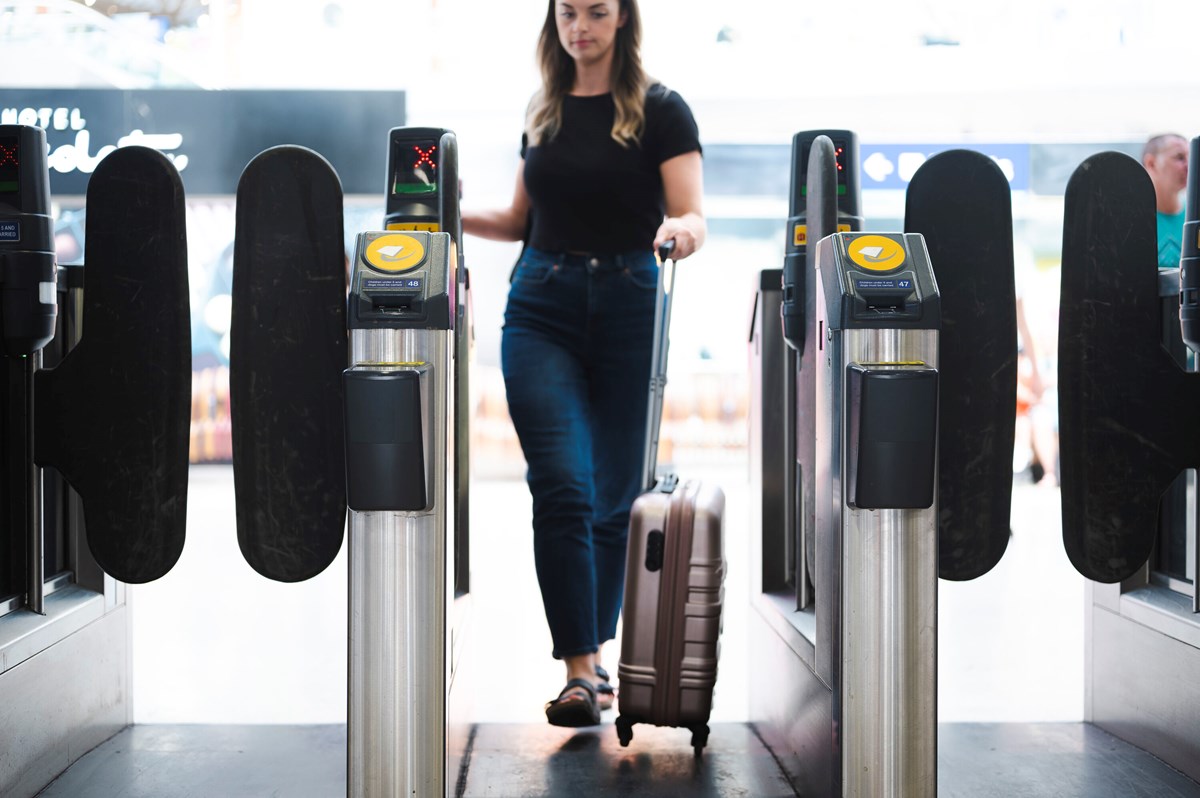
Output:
[617,476,725,754]
[616,240,728,755]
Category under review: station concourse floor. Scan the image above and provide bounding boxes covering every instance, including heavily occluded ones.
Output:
[34,721,1200,797]
[33,465,1200,797]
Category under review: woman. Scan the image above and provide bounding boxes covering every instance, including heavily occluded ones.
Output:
[463,0,705,728]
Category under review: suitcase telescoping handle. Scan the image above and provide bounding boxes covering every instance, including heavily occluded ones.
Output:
[641,239,677,491]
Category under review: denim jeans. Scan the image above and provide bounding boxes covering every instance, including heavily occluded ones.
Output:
[501,247,657,659]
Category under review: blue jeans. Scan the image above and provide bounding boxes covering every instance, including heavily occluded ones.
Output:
[502,247,657,659]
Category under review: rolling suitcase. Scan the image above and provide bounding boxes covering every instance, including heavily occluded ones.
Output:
[616,242,727,756]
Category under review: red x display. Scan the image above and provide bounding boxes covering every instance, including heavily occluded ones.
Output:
[412,144,437,171]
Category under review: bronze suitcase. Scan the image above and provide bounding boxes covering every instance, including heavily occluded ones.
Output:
[616,242,727,754]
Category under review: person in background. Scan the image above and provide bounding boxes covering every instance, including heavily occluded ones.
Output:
[1013,244,1058,488]
[462,0,705,728]
[1142,133,1189,270]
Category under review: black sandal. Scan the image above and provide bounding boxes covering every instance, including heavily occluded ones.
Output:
[595,666,616,711]
[545,678,601,727]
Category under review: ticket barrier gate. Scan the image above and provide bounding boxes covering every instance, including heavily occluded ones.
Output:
[349,129,468,797]
[345,229,456,796]
[816,229,941,795]
[750,134,1017,797]
[1056,144,1200,782]
[229,127,470,797]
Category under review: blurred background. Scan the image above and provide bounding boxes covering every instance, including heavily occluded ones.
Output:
[4,0,1199,725]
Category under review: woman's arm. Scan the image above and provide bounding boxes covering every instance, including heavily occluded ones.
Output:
[462,162,532,243]
[654,150,706,260]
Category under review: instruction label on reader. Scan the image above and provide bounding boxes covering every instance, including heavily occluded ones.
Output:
[855,278,913,291]
[0,221,18,242]
[364,278,422,291]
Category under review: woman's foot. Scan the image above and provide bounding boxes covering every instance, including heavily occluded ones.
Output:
[545,678,600,727]
[595,665,616,711]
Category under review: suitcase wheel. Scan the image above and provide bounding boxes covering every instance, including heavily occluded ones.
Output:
[690,724,710,757]
[616,716,634,747]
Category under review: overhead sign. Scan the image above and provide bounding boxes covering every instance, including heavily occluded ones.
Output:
[0,89,406,196]
[860,144,1030,191]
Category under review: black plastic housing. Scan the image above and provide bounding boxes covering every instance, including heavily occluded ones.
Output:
[846,365,939,510]
[344,369,427,512]
[0,125,57,356]
[780,130,864,352]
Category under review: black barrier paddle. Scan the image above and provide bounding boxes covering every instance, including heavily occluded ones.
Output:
[34,146,191,583]
[797,136,841,595]
[1058,152,1200,583]
[230,146,347,582]
[905,150,1016,581]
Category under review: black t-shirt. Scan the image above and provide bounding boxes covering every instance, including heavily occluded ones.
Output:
[521,84,701,254]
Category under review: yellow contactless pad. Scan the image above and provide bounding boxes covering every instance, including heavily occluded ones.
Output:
[365,233,426,273]
[847,234,906,272]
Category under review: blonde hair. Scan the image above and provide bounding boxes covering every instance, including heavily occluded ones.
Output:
[526,0,649,148]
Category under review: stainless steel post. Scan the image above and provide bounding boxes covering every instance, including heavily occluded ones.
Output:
[348,329,453,798]
[839,330,938,797]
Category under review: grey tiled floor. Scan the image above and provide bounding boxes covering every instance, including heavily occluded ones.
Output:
[36,725,346,798]
[38,721,1200,797]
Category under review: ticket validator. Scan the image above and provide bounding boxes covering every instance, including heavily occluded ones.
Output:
[815,229,940,795]
[782,130,863,608]
[0,125,58,614]
[345,129,463,797]
[751,131,864,616]
[384,127,472,609]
